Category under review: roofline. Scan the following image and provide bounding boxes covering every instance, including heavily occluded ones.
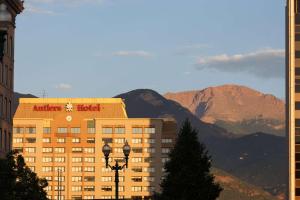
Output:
[19,98,125,104]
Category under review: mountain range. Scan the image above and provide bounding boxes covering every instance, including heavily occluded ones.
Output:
[14,84,287,200]
[164,85,285,137]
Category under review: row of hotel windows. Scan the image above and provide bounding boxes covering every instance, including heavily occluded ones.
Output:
[27,166,157,173]
[15,146,171,155]
[24,156,170,164]
[13,127,156,135]
[13,137,172,145]
[44,185,155,192]
[43,176,155,183]
[0,63,13,90]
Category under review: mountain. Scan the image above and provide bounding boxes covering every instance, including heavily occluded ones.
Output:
[207,133,288,197]
[164,85,285,137]
[115,89,287,198]
[115,89,233,139]
[213,168,281,200]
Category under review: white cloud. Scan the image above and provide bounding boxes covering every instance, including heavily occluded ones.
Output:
[55,83,72,90]
[24,4,56,15]
[112,50,153,58]
[195,48,285,78]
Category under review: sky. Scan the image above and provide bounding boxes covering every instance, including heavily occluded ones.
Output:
[14,0,285,98]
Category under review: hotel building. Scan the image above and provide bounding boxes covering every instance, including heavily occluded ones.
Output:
[12,98,177,200]
[0,0,23,157]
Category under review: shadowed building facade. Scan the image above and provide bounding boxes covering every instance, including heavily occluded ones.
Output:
[13,98,177,200]
[0,0,23,157]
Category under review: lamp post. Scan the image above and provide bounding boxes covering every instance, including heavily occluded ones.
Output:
[102,141,131,200]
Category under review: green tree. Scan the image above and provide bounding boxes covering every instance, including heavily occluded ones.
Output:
[0,150,48,200]
[159,119,222,200]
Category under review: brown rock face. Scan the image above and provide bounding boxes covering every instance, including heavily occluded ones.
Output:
[164,84,285,125]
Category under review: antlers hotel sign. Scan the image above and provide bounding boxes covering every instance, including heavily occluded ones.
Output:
[33,103,101,112]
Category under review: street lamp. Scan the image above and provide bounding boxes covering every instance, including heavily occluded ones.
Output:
[102,141,131,200]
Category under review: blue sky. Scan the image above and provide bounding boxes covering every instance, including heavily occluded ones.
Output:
[15,0,285,98]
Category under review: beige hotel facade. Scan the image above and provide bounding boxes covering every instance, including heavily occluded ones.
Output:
[12,98,177,200]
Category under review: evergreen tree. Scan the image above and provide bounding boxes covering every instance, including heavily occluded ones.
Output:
[159,119,222,200]
[0,150,48,200]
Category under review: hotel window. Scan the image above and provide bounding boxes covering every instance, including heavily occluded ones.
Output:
[43,127,51,134]
[101,176,112,182]
[145,127,155,134]
[144,138,155,144]
[84,186,95,191]
[84,176,95,182]
[72,166,82,172]
[72,176,82,182]
[87,120,95,134]
[144,157,153,163]
[54,166,65,172]
[43,138,51,143]
[100,196,112,199]
[84,157,95,163]
[44,176,52,181]
[101,186,112,192]
[42,166,52,172]
[84,166,95,172]
[57,138,65,143]
[114,148,123,153]
[42,147,52,153]
[54,147,65,153]
[119,186,124,192]
[72,186,82,192]
[71,127,80,134]
[132,138,142,144]
[72,147,82,153]
[28,166,35,172]
[54,196,65,200]
[54,185,65,191]
[72,157,82,163]
[25,147,36,153]
[132,148,143,153]
[84,147,95,153]
[14,147,23,153]
[102,167,110,172]
[144,148,155,153]
[132,157,142,163]
[144,167,155,173]
[24,157,35,163]
[101,157,113,163]
[57,127,67,134]
[115,127,125,134]
[72,138,80,143]
[143,176,155,182]
[102,138,112,143]
[132,127,142,134]
[43,157,52,163]
[131,186,142,192]
[87,138,95,143]
[143,186,155,192]
[120,176,125,182]
[132,167,142,172]
[162,157,170,163]
[54,176,65,182]
[13,127,24,134]
[162,148,171,154]
[131,176,142,182]
[13,138,23,143]
[162,138,173,143]
[54,157,65,162]
[83,196,94,200]
[25,137,36,143]
[26,127,36,134]
[102,127,113,134]
[45,186,52,191]
[114,138,125,144]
